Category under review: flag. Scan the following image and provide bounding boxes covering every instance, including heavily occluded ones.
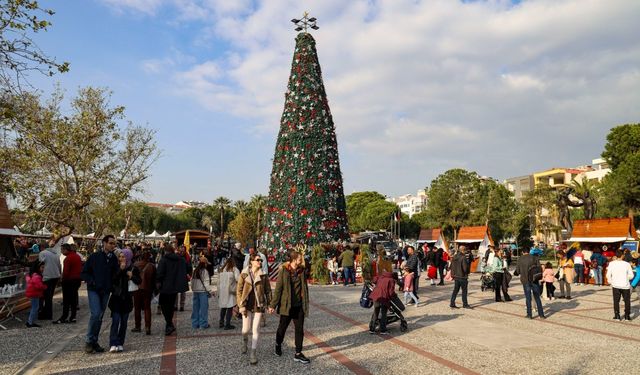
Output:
[394,211,401,222]
[184,230,190,253]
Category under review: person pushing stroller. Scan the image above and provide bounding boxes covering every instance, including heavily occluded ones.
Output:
[368,271,397,335]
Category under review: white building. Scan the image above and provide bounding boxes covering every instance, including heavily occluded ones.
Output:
[386,189,428,218]
[576,158,610,183]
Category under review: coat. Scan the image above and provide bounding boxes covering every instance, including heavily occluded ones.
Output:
[109,265,140,314]
[450,252,470,280]
[25,273,47,298]
[81,250,119,294]
[156,252,189,294]
[133,259,156,292]
[218,267,240,308]
[370,271,397,306]
[270,262,309,317]
[560,258,575,284]
[237,267,271,314]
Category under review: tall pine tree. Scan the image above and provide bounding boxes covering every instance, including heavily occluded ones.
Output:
[262,32,349,256]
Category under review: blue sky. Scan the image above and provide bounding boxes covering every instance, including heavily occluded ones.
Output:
[27,0,640,204]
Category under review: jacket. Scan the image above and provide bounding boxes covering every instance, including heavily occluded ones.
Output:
[606,260,634,289]
[370,271,397,305]
[403,272,414,292]
[218,267,239,309]
[542,268,555,283]
[515,253,540,285]
[237,267,271,313]
[450,252,470,280]
[39,249,61,281]
[25,273,47,298]
[559,258,575,283]
[270,262,309,317]
[156,252,189,294]
[405,253,419,273]
[108,265,140,314]
[486,257,505,274]
[632,266,640,288]
[590,253,606,267]
[62,251,82,281]
[81,250,119,294]
[424,250,436,266]
[190,269,211,292]
[133,259,156,291]
[338,250,355,267]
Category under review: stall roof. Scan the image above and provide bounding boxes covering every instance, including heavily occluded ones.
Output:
[455,226,489,243]
[0,197,14,230]
[417,228,441,243]
[568,217,637,243]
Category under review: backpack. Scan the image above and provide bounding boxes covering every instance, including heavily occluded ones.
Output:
[527,261,543,283]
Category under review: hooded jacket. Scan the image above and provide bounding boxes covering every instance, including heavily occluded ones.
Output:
[270,262,309,317]
[156,252,188,294]
[370,271,397,305]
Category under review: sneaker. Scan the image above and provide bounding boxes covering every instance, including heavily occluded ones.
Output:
[275,344,282,356]
[294,352,310,364]
[117,345,124,352]
[165,326,176,336]
[613,314,621,321]
[52,319,67,325]
[379,330,389,335]
[84,343,95,354]
[68,318,77,324]
[92,344,105,353]
[565,296,572,300]
[224,325,236,330]
[450,305,459,309]
[109,346,118,353]
[463,305,473,309]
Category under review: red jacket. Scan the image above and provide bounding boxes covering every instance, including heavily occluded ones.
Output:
[370,271,397,305]
[26,273,47,298]
[62,251,83,281]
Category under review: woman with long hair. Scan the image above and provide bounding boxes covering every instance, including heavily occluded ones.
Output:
[218,257,239,329]
[269,250,311,365]
[237,254,271,365]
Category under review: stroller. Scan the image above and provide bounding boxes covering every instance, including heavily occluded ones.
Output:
[362,282,408,332]
[480,272,495,292]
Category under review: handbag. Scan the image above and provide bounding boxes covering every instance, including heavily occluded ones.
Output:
[128,279,139,292]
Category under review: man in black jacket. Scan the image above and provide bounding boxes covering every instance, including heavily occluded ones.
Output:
[515,248,545,319]
[81,235,119,354]
[156,244,188,335]
[449,246,472,309]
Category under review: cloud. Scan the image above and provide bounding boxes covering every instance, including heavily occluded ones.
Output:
[119,0,640,194]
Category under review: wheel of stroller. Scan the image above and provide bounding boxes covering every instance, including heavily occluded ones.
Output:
[400,320,408,332]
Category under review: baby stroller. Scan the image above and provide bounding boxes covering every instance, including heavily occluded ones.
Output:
[480,272,495,292]
[363,282,408,332]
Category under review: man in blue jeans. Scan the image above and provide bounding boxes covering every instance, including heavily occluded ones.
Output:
[515,248,545,319]
[81,235,118,354]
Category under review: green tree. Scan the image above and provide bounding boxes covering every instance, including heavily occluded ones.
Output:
[0,87,159,240]
[249,194,266,246]
[424,169,481,240]
[358,200,398,231]
[522,184,559,241]
[346,191,386,232]
[228,211,256,248]
[475,181,518,243]
[262,32,349,252]
[214,196,231,243]
[0,0,69,93]
[601,124,640,218]
[310,244,329,284]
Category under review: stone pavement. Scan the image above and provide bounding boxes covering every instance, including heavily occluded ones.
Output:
[2,275,640,375]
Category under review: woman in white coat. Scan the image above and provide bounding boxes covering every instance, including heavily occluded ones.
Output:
[218,257,239,329]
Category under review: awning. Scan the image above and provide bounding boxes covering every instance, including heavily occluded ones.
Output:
[0,228,22,236]
[566,237,633,243]
[455,239,483,243]
[417,240,437,244]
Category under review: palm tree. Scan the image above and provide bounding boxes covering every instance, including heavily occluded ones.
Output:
[234,200,249,214]
[201,215,214,234]
[249,194,266,247]
[214,196,231,246]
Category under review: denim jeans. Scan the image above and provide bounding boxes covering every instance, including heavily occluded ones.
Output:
[86,290,110,344]
[574,264,584,284]
[343,267,355,285]
[329,271,337,284]
[593,266,603,285]
[523,283,544,317]
[191,292,209,328]
[450,279,468,307]
[109,312,129,346]
[28,297,39,324]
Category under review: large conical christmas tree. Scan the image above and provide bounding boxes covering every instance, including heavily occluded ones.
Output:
[262,31,349,256]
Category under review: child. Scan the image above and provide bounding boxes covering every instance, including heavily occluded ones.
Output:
[368,271,397,334]
[25,262,47,328]
[542,261,556,300]
[402,267,419,307]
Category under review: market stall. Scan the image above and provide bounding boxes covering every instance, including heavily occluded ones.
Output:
[0,197,29,327]
[455,225,494,273]
[417,228,448,250]
[566,217,638,285]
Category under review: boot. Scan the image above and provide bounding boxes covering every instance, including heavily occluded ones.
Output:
[241,335,248,354]
[250,348,257,365]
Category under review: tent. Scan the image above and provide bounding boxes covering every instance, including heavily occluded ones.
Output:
[146,230,163,239]
[455,225,494,272]
[417,228,449,250]
[163,231,172,238]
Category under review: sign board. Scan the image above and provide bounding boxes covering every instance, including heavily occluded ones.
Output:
[622,241,639,252]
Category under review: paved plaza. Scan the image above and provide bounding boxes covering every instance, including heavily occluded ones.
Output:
[2,275,640,375]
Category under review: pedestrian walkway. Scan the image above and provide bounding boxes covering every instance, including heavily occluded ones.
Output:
[2,277,640,374]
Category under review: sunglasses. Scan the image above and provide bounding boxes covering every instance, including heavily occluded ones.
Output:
[253,259,263,263]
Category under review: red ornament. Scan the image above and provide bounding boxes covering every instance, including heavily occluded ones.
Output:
[301,208,308,215]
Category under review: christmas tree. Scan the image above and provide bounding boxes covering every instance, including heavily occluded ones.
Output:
[262,30,349,257]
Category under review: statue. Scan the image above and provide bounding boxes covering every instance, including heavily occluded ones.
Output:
[557,188,583,233]
[580,190,597,220]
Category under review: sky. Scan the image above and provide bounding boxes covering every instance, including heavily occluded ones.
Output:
[26,0,640,204]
